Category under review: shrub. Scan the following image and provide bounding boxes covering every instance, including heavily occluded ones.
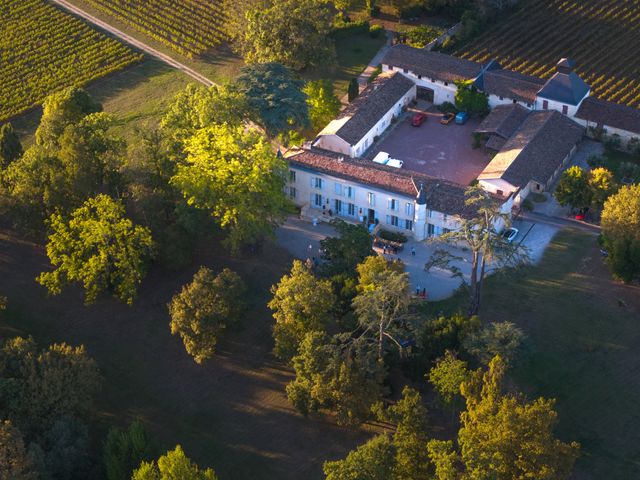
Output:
[370,5,381,17]
[378,229,408,243]
[604,133,622,151]
[628,137,640,157]
[521,198,534,211]
[332,20,370,39]
[437,101,458,114]
[369,24,384,38]
[399,5,423,19]
[472,132,483,149]
[587,154,604,168]
[404,25,442,48]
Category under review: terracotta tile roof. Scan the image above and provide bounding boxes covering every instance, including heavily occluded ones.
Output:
[381,44,483,84]
[479,111,584,187]
[475,104,530,139]
[285,147,482,218]
[330,72,415,145]
[481,69,544,104]
[575,97,640,135]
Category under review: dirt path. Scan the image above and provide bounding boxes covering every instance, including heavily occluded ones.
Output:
[50,0,215,87]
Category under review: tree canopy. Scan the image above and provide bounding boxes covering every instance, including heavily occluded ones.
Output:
[37,194,155,305]
[320,220,375,277]
[268,260,336,361]
[554,166,592,209]
[171,123,291,253]
[0,122,23,167]
[463,321,526,366]
[233,0,336,70]
[103,420,155,480]
[601,183,640,282]
[169,267,246,364]
[304,80,342,132]
[235,63,309,138]
[132,445,217,480]
[454,80,489,116]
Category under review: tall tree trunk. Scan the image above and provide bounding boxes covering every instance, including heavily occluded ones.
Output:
[469,255,486,316]
[378,316,384,361]
[468,251,479,316]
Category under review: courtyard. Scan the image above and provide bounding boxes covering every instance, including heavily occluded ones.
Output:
[367,105,492,186]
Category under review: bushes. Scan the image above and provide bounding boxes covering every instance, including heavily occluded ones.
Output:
[331,20,370,39]
[404,25,443,48]
[369,24,384,38]
[378,229,408,243]
[437,101,458,114]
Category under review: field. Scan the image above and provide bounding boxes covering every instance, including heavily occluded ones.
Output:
[454,0,640,108]
[0,227,370,479]
[82,0,227,57]
[431,229,640,479]
[0,0,142,122]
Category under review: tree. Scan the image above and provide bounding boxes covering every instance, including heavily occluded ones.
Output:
[454,80,489,116]
[352,256,412,360]
[29,416,91,480]
[103,420,155,480]
[169,267,246,364]
[268,260,336,361]
[235,0,336,70]
[588,167,617,210]
[0,123,23,167]
[160,84,249,143]
[304,80,342,132]
[419,313,480,363]
[0,420,38,480]
[320,220,375,277]
[348,78,360,103]
[463,321,526,366]
[287,332,387,426]
[428,350,472,407]
[323,434,395,480]
[456,356,580,479]
[171,124,291,253]
[0,337,101,434]
[425,186,526,315]
[235,63,309,138]
[35,87,101,150]
[379,387,430,480]
[37,194,155,305]
[554,166,592,209]
[132,445,217,480]
[601,184,640,282]
[427,440,457,480]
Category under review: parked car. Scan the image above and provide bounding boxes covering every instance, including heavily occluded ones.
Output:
[502,227,519,243]
[440,112,455,125]
[455,111,469,124]
[412,112,427,126]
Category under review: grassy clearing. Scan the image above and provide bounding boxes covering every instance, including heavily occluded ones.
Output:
[428,229,640,478]
[0,229,370,480]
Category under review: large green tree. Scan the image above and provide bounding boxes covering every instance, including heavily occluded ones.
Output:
[169,267,246,364]
[160,84,249,143]
[132,445,217,480]
[0,420,38,480]
[171,123,291,253]
[37,194,155,305]
[320,220,375,277]
[588,167,617,210]
[287,332,387,426]
[235,0,336,70]
[554,166,592,209]
[352,256,412,360]
[0,122,23,167]
[601,183,640,282]
[323,434,395,480]
[426,186,525,315]
[268,260,336,361]
[35,87,102,150]
[235,63,309,138]
[304,80,342,132]
[428,350,472,408]
[454,80,489,116]
[455,356,580,479]
[462,321,525,366]
[103,420,155,480]
[0,337,100,434]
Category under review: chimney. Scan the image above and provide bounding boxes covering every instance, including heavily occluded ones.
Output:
[557,58,575,75]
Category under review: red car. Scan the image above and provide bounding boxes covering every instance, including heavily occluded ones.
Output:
[412,112,427,126]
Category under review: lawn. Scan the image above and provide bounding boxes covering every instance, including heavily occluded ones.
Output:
[429,229,640,479]
[0,228,370,479]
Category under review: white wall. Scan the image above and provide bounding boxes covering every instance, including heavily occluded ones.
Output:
[312,135,351,156]
[478,178,518,197]
[351,84,416,158]
[574,117,639,149]
[488,94,533,110]
[288,165,417,235]
[382,64,457,105]
[537,93,589,117]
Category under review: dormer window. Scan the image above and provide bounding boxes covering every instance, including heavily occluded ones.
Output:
[562,105,568,114]
[542,100,549,110]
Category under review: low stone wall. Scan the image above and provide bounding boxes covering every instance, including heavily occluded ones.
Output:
[425,22,461,50]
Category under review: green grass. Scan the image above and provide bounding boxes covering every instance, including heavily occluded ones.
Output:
[429,229,640,478]
[601,148,640,182]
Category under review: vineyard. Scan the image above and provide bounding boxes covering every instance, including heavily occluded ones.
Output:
[0,0,142,122]
[455,0,640,108]
[82,0,228,57]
